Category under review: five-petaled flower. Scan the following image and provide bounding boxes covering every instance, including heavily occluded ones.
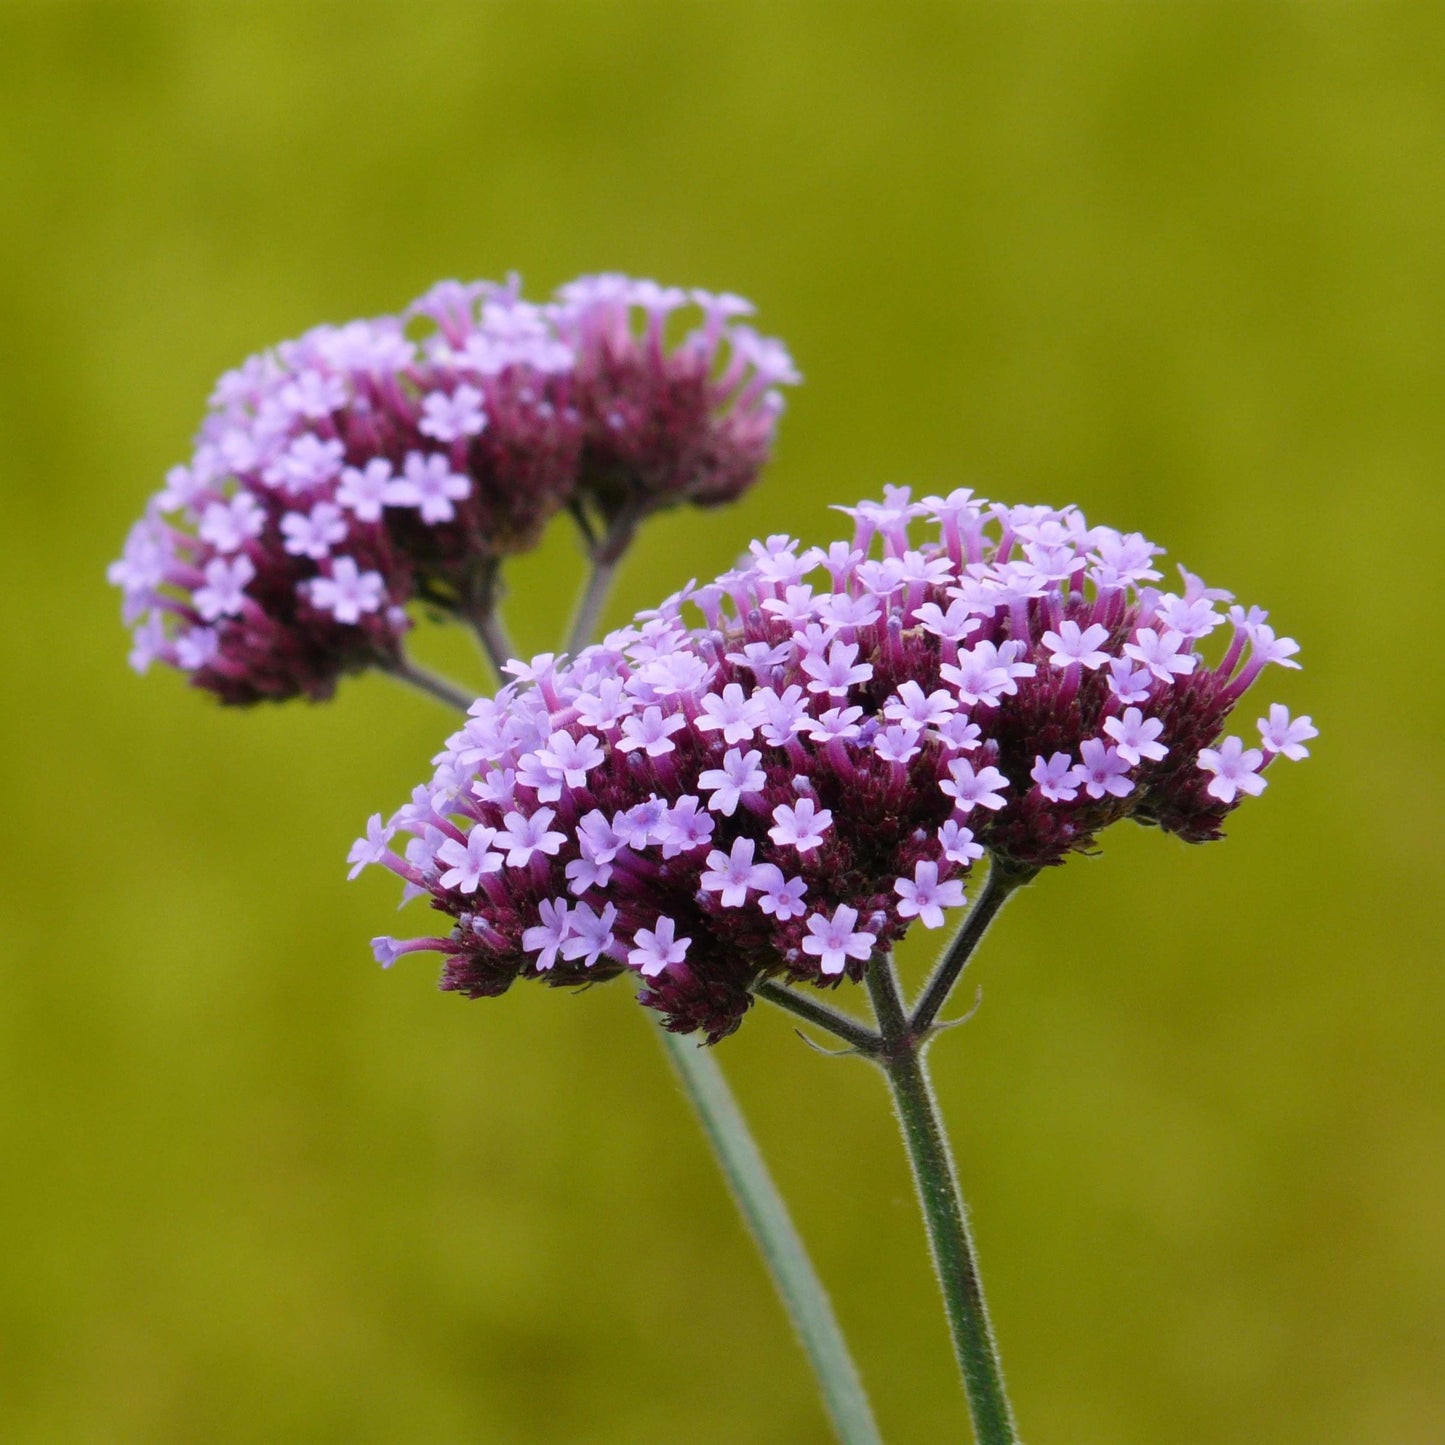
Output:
[355,488,1309,1041]
[111,274,797,704]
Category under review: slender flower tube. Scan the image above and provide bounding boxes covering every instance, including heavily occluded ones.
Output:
[110,276,797,703]
[357,487,1313,1041]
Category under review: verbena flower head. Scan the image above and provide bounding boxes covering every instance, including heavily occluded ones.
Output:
[357,489,1313,1041]
[110,275,797,703]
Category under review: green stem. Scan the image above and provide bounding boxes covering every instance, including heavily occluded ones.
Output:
[460,561,516,680]
[659,1026,884,1445]
[564,507,641,659]
[386,655,477,713]
[910,865,1025,1036]
[753,979,882,1054]
[468,605,515,680]
[866,956,1018,1445]
[565,550,621,659]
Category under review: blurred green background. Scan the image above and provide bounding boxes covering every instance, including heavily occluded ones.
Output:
[2,4,1442,1441]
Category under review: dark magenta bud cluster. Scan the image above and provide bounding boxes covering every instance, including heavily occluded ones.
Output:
[355,489,1313,1041]
[110,275,798,704]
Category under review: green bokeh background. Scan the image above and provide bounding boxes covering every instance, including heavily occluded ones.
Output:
[3,4,1441,1441]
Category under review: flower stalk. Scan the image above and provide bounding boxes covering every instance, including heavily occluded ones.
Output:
[385,654,480,713]
[467,605,515,682]
[462,560,516,681]
[564,506,641,660]
[866,953,1018,1445]
[911,862,1028,1035]
[659,1025,883,1445]
[566,529,882,1444]
[751,877,1024,1442]
[752,979,882,1054]
[558,522,881,1444]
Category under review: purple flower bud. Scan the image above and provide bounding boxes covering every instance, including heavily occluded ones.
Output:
[553,275,799,523]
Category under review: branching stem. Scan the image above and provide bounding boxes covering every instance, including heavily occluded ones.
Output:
[386,656,477,713]
[753,979,882,1054]
[910,865,1027,1035]
[866,954,1018,1444]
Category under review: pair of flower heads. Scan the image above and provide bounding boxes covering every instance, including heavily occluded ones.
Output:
[112,272,1314,1042]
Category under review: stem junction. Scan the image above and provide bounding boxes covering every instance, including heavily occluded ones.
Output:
[752,870,1029,1443]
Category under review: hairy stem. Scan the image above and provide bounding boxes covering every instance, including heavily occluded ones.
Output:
[659,1026,884,1445]
[754,979,882,1054]
[867,955,1018,1445]
[910,865,1025,1035]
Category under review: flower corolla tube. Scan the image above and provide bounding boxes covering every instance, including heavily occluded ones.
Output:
[109,275,798,703]
[356,488,1314,1041]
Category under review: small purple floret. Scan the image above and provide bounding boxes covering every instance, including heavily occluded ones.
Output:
[353,489,1310,1041]
[111,275,797,704]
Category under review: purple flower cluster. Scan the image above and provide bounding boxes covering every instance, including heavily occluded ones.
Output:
[110,275,798,704]
[355,488,1313,1041]
[556,275,800,525]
